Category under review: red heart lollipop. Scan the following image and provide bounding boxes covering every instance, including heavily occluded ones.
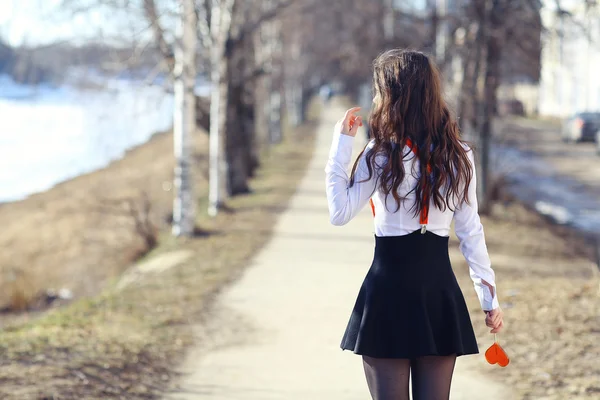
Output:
[485,335,510,367]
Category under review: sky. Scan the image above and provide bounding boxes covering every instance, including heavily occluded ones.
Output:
[0,0,151,46]
[0,0,444,48]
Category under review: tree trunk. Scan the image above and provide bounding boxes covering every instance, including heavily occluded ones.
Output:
[254,14,270,155]
[208,50,229,215]
[267,10,283,143]
[470,25,485,133]
[283,30,302,130]
[285,80,301,128]
[225,9,257,196]
[269,89,283,143]
[383,0,395,41]
[429,0,439,58]
[242,57,259,178]
[172,0,197,236]
[457,49,472,131]
[208,0,236,217]
[226,78,252,195]
[478,0,502,214]
[457,21,484,138]
[244,83,259,178]
[253,75,269,159]
[195,95,210,131]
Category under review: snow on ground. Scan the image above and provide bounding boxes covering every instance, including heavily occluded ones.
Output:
[0,74,208,202]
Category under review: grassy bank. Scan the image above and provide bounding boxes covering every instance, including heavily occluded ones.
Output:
[0,106,318,398]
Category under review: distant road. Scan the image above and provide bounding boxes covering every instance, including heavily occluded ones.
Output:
[499,118,600,190]
[494,118,600,236]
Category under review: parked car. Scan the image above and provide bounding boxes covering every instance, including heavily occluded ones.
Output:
[562,112,600,143]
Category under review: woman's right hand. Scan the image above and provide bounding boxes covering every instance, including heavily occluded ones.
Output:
[485,307,504,333]
[335,107,363,137]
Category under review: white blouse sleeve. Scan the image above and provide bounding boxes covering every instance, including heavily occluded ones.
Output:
[453,149,500,312]
[325,132,377,226]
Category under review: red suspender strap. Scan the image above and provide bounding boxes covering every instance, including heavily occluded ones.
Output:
[405,138,431,233]
[369,198,376,217]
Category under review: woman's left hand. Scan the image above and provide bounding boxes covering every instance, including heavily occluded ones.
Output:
[335,107,363,137]
[485,306,504,334]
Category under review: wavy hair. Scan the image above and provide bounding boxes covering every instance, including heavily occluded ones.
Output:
[350,49,472,215]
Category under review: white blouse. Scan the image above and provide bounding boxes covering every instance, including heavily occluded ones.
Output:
[325,131,500,312]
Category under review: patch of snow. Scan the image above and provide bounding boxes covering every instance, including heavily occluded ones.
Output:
[534,201,572,225]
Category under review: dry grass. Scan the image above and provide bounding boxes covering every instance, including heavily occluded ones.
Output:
[0,103,318,399]
[451,201,600,399]
[0,127,189,317]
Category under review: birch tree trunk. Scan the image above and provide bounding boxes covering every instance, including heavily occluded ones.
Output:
[172,0,197,236]
[208,0,235,216]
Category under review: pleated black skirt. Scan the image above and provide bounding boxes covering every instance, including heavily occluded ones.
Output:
[340,230,479,358]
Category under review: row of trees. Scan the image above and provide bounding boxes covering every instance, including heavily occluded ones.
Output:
[0,39,65,84]
[446,0,544,211]
[57,0,322,235]
[141,0,430,236]
[436,0,596,211]
[51,0,596,235]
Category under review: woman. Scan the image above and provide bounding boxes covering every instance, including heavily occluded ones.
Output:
[325,49,504,399]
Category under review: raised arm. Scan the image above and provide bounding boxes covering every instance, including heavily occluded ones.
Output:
[453,149,500,312]
[325,108,376,226]
[325,134,377,226]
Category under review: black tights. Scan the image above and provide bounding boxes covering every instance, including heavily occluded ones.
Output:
[362,355,457,400]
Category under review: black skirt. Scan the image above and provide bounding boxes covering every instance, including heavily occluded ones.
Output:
[340,230,479,358]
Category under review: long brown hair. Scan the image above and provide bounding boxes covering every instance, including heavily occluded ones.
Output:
[350,49,472,215]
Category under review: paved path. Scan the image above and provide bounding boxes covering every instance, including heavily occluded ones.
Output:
[166,101,511,399]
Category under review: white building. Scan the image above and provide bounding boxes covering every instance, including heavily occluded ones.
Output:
[539,0,600,117]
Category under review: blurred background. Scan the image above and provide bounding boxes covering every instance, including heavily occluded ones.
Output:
[0,0,599,399]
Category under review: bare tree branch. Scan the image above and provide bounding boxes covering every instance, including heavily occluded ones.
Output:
[552,0,598,45]
[143,0,174,73]
[228,0,301,49]
[195,0,213,51]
